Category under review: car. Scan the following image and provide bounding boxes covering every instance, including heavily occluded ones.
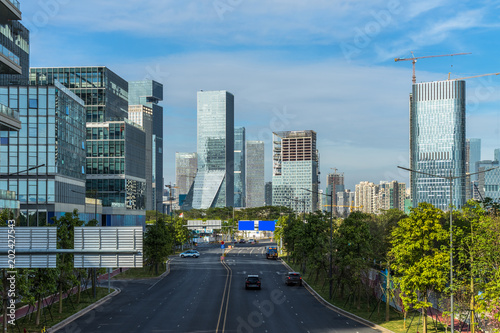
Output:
[179,250,200,258]
[285,272,302,286]
[248,238,256,244]
[239,239,246,243]
[245,275,261,289]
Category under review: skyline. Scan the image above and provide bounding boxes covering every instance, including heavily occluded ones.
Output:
[23,0,500,190]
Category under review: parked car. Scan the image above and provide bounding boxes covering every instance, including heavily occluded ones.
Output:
[245,275,261,290]
[239,239,246,243]
[179,250,200,258]
[285,272,302,286]
[248,238,256,244]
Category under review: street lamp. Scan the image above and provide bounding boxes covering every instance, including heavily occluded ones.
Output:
[397,165,497,333]
[303,187,334,300]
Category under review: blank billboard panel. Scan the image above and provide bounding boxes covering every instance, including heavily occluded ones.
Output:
[258,220,276,231]
[238,220,255,231]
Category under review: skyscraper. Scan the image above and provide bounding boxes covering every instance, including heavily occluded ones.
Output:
[184,90,234,209]
[246,140,265,208]
[272,130,319,213]
[234,127,246,207]
[466,138,481,200]
[129,80,164,212]
[30,67,146,226]
[326,171,344,215]
[265,181,273,206]
[175,152,197,206]
[410,80,466,210]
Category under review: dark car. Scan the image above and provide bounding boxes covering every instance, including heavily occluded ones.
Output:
[285,272,302,286]
[245,275,261,290]
[239,239,246,243]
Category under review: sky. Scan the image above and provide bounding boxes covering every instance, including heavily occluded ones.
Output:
[21,0,500,191]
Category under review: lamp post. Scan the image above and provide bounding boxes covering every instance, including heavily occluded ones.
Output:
[397,165,497,333]
[303,187,334,300]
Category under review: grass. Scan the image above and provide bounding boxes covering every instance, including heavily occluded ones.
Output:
[2,287,111,333]
[112,263,167,279]
[284,258,449,333]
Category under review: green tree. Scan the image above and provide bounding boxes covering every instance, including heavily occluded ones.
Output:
[144,218,170,274]
[390,202,449,333]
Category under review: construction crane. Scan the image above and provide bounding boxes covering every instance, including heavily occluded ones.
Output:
[447,72,500,80]
[395,52,471,84]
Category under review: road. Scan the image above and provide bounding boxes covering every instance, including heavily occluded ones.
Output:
[57,240,383,333]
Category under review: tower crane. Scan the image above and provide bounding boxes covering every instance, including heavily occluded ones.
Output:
[395,52,471,84]
[447,72,500,80]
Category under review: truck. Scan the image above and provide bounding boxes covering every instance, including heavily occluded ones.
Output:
[266,246,278,259]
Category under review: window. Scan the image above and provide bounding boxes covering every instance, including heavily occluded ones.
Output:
[29,99,38,109]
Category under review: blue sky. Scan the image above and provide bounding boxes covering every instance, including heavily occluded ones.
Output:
[22,0,500,190]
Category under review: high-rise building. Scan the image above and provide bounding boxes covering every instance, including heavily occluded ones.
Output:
[265,181,272,206]
[326,171,344,215]
[476,158,500,200]
[466,138,481,200]
[337,189,354,217]
[272,130,319,213]
[234,127,246,207]
[355,181,376,214]
[175,152,197,206]
[30,67,146,226]
[0,0,28,86]
[410,80,466,210]
[0,82,87,225]
[129,80,164,211]
[246,140,265,208]
[183,90,234,209]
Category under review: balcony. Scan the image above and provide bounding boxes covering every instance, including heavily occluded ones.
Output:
[0,103,21,131]
[0,43,21,75]
[0,0,21,21]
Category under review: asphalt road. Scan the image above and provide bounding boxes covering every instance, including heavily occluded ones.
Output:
[57,240,384,333]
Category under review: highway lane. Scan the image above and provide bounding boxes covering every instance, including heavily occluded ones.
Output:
[224,240,380,333]
[57,241,383,333]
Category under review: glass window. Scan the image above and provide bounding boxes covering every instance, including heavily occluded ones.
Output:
[29,99,38,108]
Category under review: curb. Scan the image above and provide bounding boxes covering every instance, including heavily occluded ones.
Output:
[280,259,395,333]
[48,288,121,333]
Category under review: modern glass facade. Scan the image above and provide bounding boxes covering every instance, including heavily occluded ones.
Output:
[234,127,245,207]
[0,18,29,85]
[129,80,163,212]
[272,131,319,213]
[0,82,87,225]
[186,90,234,209]
[476,159,500,200]
[175,152,197,195]
[410,80,466,210]
[29,67,128,123]
[86,121,146,210]
[246,140,265,208]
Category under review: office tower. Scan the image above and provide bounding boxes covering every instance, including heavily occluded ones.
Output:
[234,127,246,207]
[0,82,87,225]
[30,67,146,226]
[265,181,272,206]
[175,152,197,206]
[0,0,28,86]
[246,140,265,208]
[326,171,344,215]
[476,158,500,200]
[272,130,319,213]
[466,138,481,200]
[410,80,466,210]
[129,80,164,211]
[183,90,234,209]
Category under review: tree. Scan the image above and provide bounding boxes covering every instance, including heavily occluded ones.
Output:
[143,218,170,274]
[389,203,449,333]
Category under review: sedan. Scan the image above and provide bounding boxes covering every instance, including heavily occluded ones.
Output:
[179,250,200,258]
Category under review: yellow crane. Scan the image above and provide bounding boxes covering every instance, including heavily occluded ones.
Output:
[395,52,471,84]
[447,72,500,80]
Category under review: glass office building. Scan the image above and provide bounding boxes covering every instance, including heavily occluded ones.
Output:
[184,90,234,209]
[234,127,245,207]
[476,159,500,200]
[246,140,264,208]
[272,130,319,213]
[0,82,87,225]
[129,80,163,212]
[410,80,466,210]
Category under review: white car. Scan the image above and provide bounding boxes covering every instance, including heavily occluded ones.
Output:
[179,250,200,258]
